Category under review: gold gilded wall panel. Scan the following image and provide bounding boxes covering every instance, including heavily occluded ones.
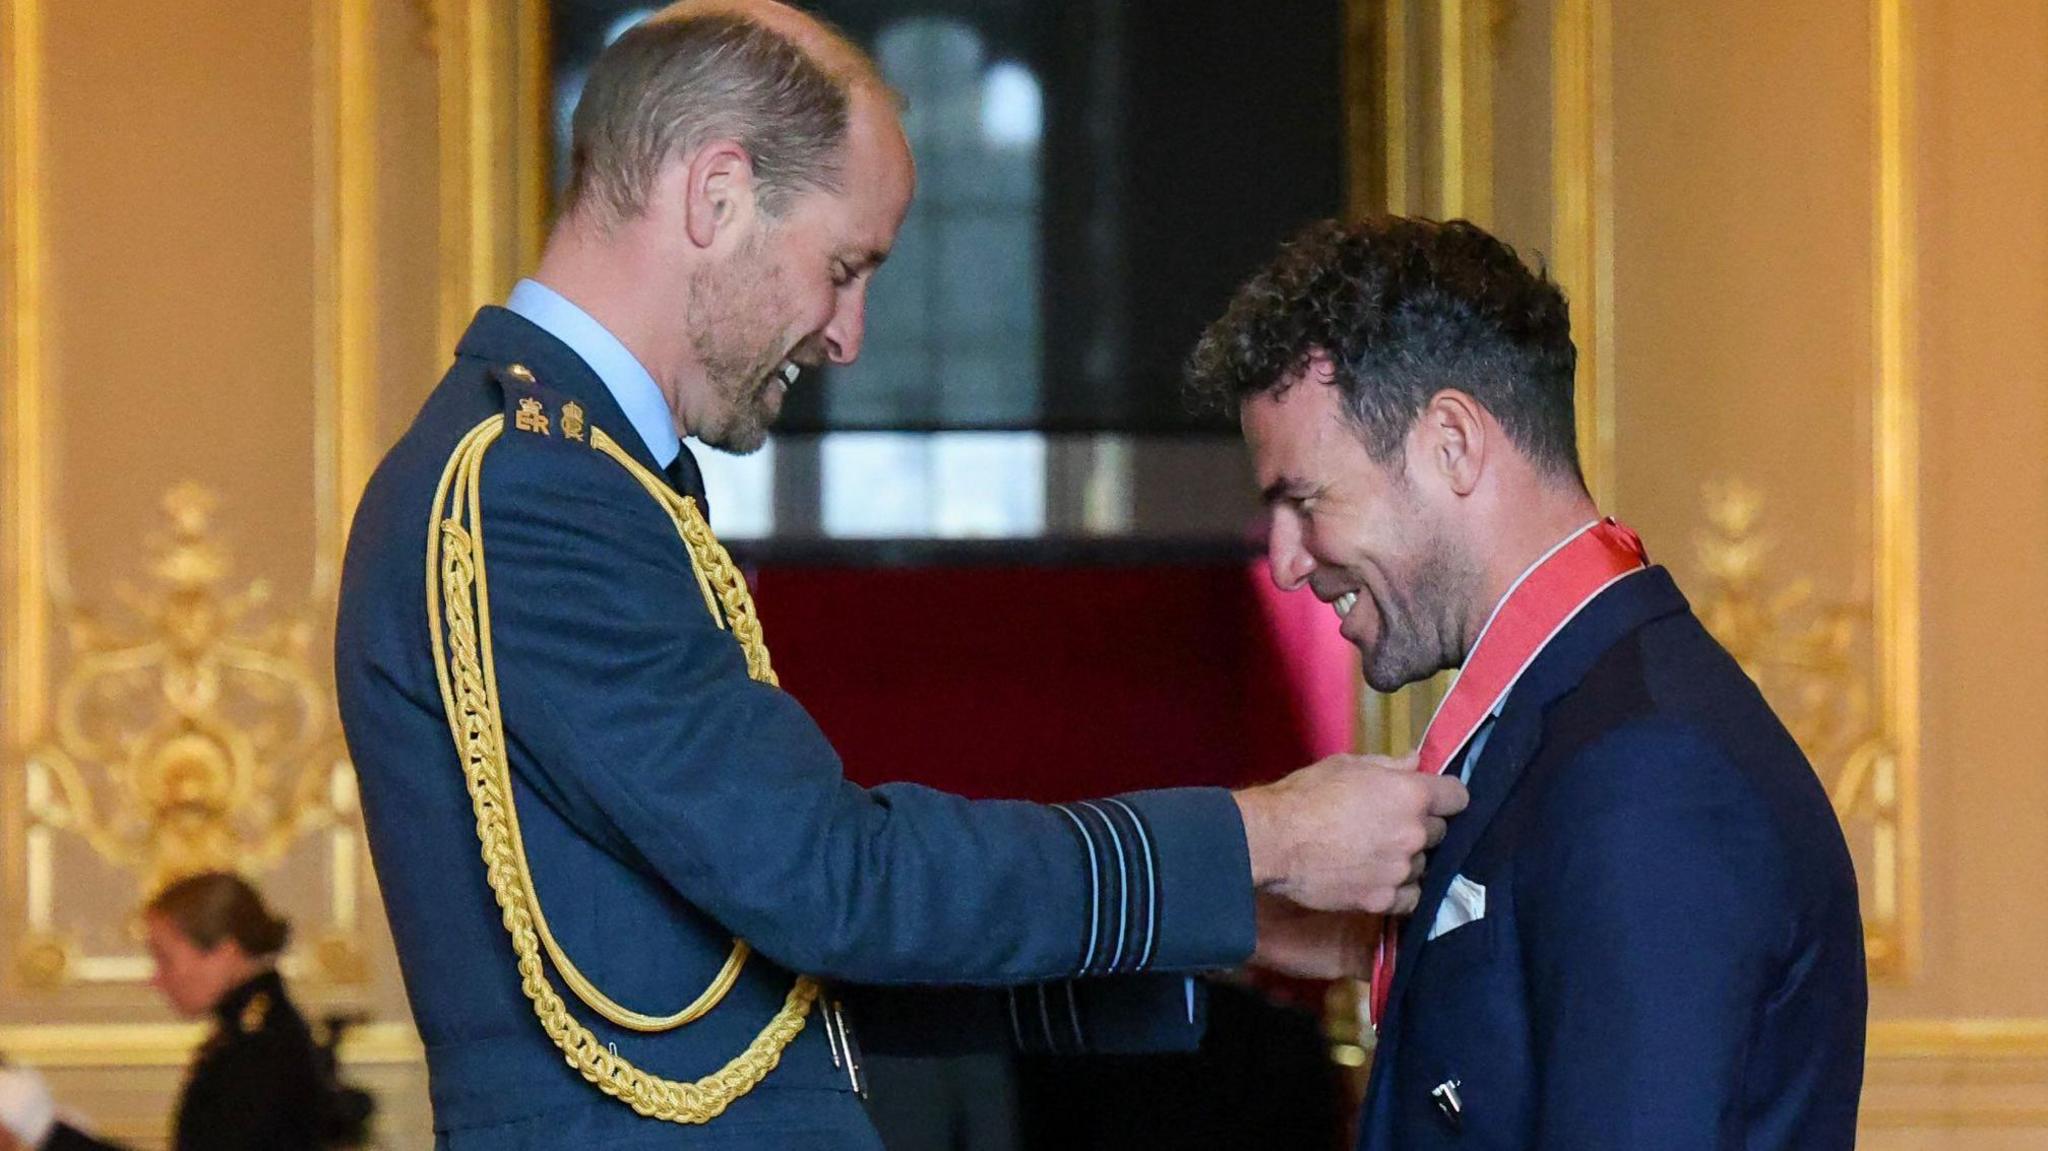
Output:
[1607,0,1907,972]
[1365,5,2048,1142]
[1902,0,2048,1027]
[1595,0,2048,1138]
[41,0,324,590]
[433,0,549,355]
[2,0,386,1002]
[1,1,428,1139]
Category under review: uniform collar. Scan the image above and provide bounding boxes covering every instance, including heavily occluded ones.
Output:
[211,966,286,1034]
[504,278,681,469]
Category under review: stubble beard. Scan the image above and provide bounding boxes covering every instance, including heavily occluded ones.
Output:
[1360,520,1476,694]
[685,233,787,456]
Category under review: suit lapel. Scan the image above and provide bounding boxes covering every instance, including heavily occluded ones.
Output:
[1360,569,1693,1146]
[1373,568,1693,1042]
[1378,708,1541,1033]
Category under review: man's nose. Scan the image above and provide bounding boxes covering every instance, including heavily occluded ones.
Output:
[1267,514,1315,591]
[823,286,867,365]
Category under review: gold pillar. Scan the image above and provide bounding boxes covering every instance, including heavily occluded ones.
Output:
[434,0,550,353]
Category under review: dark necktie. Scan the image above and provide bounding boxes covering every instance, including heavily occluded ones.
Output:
[663,444,710,522]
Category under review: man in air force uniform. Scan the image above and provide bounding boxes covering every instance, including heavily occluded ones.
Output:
[333,4,1468,1147]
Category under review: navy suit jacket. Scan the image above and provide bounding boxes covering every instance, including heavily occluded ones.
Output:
[334,309,1254,1147]
[1358,567,1866,1149]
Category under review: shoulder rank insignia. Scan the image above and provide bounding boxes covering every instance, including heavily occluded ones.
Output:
[561,400,586,442]
[239,990,271,1034]
[515,396,551,436]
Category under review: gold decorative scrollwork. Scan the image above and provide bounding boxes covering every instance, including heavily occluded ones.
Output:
[19,483,365,986]
[1694,480,1906,973]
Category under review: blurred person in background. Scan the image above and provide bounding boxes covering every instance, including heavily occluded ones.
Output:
[0,872,369,1151]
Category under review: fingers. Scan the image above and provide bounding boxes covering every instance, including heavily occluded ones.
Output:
[1387,882,1421,917]
[1421,772,1470,816]
[1422,814,1449,849]
[1376,854,1426,914]
[1242,750,1470,915]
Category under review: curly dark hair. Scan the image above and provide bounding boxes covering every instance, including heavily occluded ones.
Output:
[1186,216,1583,483]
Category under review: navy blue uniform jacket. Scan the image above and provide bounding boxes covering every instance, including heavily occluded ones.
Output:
[334,309,1255,1147]
[1358,567,1867,1149]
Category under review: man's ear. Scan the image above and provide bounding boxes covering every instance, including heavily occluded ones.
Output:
[1419,389,1488,497]
[675,139,759,250]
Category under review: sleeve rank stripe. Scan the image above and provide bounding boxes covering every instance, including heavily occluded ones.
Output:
[1006,988,1028,1052]
[1064,982,1086,1053]
[1067,802,1124,975]
[1076,801,1133,974]
[1053,804,1105,974]
[1035,984,1060,1055]
[1104,797,1160,971]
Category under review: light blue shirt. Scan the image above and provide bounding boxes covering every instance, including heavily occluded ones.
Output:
[1456,703,1505,786]
[504,279,680,469]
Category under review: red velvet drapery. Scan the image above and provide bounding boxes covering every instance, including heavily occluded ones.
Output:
[750,561,1358,801]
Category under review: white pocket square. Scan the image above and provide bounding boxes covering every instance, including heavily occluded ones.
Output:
[1428,874,1487,941]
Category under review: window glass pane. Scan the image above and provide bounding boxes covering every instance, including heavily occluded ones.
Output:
[936,216,1037,338]
[821,434,934,538]
[932,434,1046,538]
[694,440,775,539]
[821,432,1046,538]
[936,353,1035,427]
[827,350,937,427]
[981,61,1043,152]
[550,0,1345,434]
[825,14,1042,431]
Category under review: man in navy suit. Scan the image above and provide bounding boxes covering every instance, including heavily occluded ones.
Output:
[333,4,1466,1147]
[1188,217,1866,1149]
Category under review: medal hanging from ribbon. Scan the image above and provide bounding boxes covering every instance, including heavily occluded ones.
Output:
[1367,518,1649,1030]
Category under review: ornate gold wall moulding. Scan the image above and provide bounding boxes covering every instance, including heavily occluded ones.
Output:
[1868,1018,2048,1061]
[18,482,367,989]
[0,1021,424,1068]
[14,932,70,989]
[1859,1108,2048,1132]
[1694,480,1907,978]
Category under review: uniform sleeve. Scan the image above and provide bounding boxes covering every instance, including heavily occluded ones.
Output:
[1518,721,1790,1151]
[843,976,1208,1057]
[472,445,1255,985]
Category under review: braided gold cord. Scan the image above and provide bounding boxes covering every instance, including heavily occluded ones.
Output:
[425,415,816,1123]
[588,428,777,685]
